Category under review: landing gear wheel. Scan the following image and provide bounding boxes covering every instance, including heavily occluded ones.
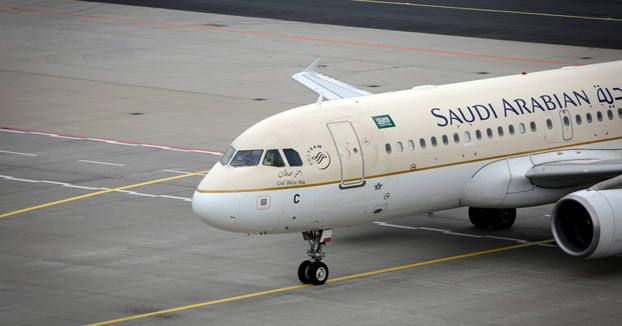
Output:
[298,260,312,284]
[298,230,332,285]
[469,207,517,229]
[309,262,329,285]
[468,207,491,228]
[491,208,516,229]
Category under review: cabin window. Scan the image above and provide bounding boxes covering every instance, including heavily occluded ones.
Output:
[576,114,582,125]
[396,141,403,152]
[546,119,553,129]
[419,138,426,149]
[230,149,263,166]
[453,133,460,143]
[431,136,438,147]
[475,129,482,140]
[530,121,537,131]
[408,139,415,151]
[464,131,471,142]
[586,113,593,123]
[563,116,570,126]
[597,111,603,121]
[442,135,449,145]
[497,126,504,137]
[508,124,515,135]
[486,128,493,138]
[385,143,392,154]
[263,149,285,167]
[220,146,236,165]
[618,108,622,118]
[607,109,614,120]
[519,123,526,133]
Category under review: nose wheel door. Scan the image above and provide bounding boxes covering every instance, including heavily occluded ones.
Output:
[326,121,365,188]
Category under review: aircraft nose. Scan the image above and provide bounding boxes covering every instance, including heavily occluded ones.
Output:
[192,191,240,232]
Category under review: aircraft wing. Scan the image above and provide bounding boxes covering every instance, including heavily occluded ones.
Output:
[525,159,622,188]
[292,59,373,100]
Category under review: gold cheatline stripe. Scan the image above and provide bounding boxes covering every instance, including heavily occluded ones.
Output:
[86,238,555,325]
[197,136,622,193]
[352,0,622,22]
[0,170,210,219]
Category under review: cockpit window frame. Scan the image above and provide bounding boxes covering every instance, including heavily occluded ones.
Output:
[262,149,286,167]
[283,148,303,167]
[230,149,264,167]
[219,146,236,166]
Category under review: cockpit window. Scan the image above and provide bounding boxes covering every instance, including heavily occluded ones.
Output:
[262,149,285,167]
[283,148,303,167]
[230,149,263,166]
[219,146,236,166]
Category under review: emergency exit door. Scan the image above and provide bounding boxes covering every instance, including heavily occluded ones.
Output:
[326,121,365,188]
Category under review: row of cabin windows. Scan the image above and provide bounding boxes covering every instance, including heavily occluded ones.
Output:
[545,109,621,130]
[385,121,537,154]
[385,108,622,154]
[219,147,303,167]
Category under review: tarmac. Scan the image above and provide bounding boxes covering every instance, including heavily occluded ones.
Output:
[1,1,622,325]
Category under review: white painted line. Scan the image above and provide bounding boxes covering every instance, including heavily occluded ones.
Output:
[78,160,125,167]
[0,128,222,155]
[1,174,191,202]
[374,221,555,247]
[0,150,38,156]
[0,175,40,183]
[159,195,193,201]
[484,235,529,243]
[162,169,207,176]
[49,134,80,140]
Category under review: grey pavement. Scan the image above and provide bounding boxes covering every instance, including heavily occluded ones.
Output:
[1,1,622,325]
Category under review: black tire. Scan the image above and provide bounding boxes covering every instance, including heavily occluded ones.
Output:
[490,208,516,229]
[468,207,491,228]
[309,262,329,285]
[297,260,312,284]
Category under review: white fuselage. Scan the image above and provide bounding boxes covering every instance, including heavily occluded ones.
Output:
[192,61,622,234]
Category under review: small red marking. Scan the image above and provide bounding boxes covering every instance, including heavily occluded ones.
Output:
[323,238,332,243]
[521,72,527,75]
[0,6,586,66]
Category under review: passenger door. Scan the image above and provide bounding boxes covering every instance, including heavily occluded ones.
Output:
[326,121,365,188]
[559,109,573,141]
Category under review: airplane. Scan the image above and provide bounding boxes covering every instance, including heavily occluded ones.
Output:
[192,59,622,285]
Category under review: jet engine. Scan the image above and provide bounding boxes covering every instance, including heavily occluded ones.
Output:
[551,189,622,259]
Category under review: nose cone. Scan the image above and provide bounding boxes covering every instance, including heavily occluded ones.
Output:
[192,190,240,232]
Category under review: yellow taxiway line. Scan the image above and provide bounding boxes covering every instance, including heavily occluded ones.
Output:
[0,170,210,219]
[353,0,622,22]
[86,238,555,326]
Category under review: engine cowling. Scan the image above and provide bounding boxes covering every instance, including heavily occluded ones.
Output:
[551,189,622,259]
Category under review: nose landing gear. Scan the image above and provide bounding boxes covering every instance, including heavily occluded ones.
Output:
[298,229,332,285]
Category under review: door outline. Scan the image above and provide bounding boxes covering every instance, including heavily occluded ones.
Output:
[559,109,573,141]
[326,121,365,188]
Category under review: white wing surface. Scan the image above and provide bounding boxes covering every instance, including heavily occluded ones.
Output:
[291,59,372,100]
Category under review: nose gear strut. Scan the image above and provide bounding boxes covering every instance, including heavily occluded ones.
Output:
[298,229,331,285]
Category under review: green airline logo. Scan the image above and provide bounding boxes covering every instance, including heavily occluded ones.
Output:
[372,115,395,129]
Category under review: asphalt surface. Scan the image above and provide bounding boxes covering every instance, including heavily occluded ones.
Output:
[89,0,622,49]
[1,0,622,325]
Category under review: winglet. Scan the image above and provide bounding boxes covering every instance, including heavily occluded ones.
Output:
[304,58,321,72]
[292,59,373,101]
